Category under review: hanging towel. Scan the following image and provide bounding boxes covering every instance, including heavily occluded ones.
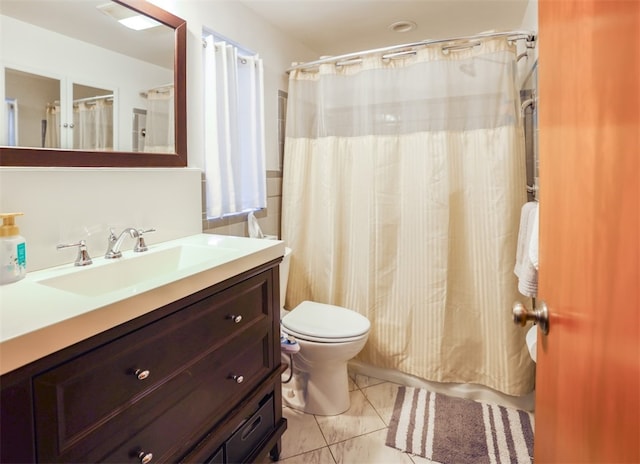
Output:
[514,202,539,297]
[247,211,264,238]
[528,205,539,270]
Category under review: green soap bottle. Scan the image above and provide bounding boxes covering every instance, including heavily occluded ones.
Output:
[0,212,27,284]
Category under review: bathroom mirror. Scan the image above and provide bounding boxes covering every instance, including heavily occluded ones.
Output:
[0,0,187,167]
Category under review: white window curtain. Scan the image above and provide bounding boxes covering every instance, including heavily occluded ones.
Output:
[144,86,175,153]
[203,36,266,219]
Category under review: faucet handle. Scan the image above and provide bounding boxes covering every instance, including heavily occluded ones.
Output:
[134,228,156,253]
[57,240,93,266]
[108,228,118,243]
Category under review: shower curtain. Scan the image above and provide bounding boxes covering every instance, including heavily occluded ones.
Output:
[144,87,175,153]
[281,38,534,396]
[73,100,113,150]
[45,104,60,148]
[44,100,113,150]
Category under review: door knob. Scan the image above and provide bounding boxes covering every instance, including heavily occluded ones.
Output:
[513,301,549,335]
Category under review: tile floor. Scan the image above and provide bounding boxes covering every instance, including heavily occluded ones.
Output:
[277,373,436,464]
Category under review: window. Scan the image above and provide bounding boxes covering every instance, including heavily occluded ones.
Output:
[202,31,266,219]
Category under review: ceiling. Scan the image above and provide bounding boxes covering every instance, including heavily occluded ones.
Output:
[1,0,174,69]
[1,0,532,68]
[239,0,533,57]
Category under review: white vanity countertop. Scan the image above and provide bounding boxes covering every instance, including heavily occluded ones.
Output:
[0,234,284,376]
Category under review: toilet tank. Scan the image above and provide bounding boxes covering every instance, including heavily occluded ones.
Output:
[280,247,291,312]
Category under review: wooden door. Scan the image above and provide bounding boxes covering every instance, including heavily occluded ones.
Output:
[535,0,639,462]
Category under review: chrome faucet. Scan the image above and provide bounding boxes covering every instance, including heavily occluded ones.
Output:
[105,228,139,259]
[105,227,156,258]
[57,240,93,266]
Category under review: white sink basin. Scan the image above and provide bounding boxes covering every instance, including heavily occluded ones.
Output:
[37,245,236,297]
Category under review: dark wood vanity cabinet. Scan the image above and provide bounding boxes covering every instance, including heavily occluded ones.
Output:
[0,260,286,463]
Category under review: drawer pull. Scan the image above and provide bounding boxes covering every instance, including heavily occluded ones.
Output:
[241,415,263,440]
[134,369,150,381]
[228,314,243,324]
[138,451,153,464]
[231,374,244,384]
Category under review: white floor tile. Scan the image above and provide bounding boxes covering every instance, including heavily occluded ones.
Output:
[329,429,415,464]
[407,452,442,464]
[281,407,328,459]
[354,374,386,389]
[280,447,336,464]
[348,376,357,392]
[315,390,387,445]
[361,381,402,425]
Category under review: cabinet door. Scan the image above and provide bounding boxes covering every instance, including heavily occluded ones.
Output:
[33,269,274,463]
[2,66,116,150]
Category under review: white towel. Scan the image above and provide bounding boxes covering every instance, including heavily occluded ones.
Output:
[514,202,539,297]
[528,205,539,271]
[247,211,264,238]
[526,325,537,363]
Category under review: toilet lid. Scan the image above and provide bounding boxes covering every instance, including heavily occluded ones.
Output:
[281,301,370,340]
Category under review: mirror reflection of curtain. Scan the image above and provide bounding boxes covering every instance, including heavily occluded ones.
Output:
[73,100,113,151]
[45,104,60,149]
[143,87,174,153]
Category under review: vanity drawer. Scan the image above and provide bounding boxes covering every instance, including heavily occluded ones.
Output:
[33,271,273,462]
[98,331,273,463]
[36,321,273,463]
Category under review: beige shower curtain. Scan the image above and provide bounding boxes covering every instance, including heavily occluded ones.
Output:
[144,87,175,153]
[73,100,113,151]
[281,39,535,396]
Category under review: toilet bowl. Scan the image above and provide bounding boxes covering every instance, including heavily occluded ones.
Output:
[279,248,370,416]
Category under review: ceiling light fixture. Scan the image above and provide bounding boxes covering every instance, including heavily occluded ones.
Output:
[389,20,417,33]
[97,2,161,31]
[118,15,161,31]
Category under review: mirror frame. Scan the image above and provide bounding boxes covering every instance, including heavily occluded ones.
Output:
[0,0,187,167]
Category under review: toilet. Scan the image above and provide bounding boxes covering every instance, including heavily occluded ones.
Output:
[279,248,370,416]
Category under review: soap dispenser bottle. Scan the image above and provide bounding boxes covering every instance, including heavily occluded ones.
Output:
[0,213,27,284]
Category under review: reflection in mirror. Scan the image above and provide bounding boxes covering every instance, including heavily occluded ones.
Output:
[5,68,61,149]
[71,83,114,150]
[0,0,187,167]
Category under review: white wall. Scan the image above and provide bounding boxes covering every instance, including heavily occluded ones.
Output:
[0,168,203,271]
[0,2,318,272]
[151,0,317,171]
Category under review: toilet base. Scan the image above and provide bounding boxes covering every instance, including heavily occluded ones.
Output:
[282,356,351,416]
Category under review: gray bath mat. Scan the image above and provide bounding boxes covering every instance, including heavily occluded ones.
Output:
[386,386,534,464]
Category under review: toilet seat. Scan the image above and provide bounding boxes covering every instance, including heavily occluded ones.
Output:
[281,301,370,343]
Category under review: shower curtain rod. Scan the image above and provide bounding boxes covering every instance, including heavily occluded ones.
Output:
[73,94,113,104]
[140,83,174,98]
[287,30,537,73]
[53,94,114,105]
